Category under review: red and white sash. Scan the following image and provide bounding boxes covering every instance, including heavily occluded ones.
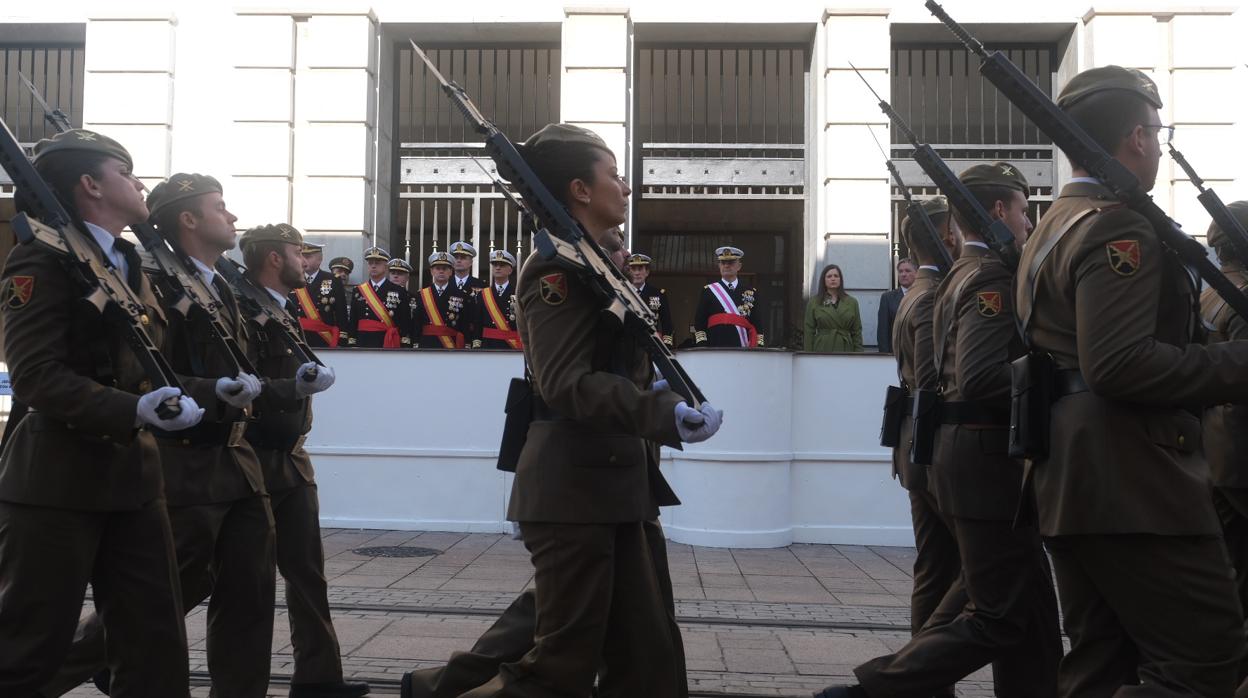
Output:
[708,282,751,347]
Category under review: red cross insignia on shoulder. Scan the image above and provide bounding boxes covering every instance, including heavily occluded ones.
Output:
[976,291,1002,317]
[4,276,34,309]
[1106,240,1141,276]
[539,273,567,306]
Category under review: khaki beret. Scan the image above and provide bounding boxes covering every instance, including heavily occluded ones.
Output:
[329,256,354,272]
[901,196,950,236]
[522,123,610,153]
[239,223,304,250]
[32,129,133,170]
[1207,201,1248,253]
[1058,65,1162,110]
[147,173,223,217]
[959,162,1030,194]
[364,246,390,261]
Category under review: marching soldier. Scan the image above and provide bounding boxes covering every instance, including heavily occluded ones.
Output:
[449,240,488,293]
[471,249,522,349]
[693,246,765,347]
[1015,66,1248,696]
[291,241,349,348]
[414,251,472,349]
[818,163,1061,698]
[347,246,412,348]
[0,129,202,697]
[627,253,674,346]
[1201,201,1248,670]
[886,196,964,688]
[238,224,369,698]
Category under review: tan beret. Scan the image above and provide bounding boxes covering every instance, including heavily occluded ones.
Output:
[147,173,223,217]
[1058,65,1162,110]
[239,222,303,250]
[32,129,133,170]
[523,123,610,152]
[959,162,1030,194]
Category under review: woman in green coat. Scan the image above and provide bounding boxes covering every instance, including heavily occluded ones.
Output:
[803,264,864,352]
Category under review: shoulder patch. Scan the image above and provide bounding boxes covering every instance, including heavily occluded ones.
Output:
[3,276,34,310]
[539,273,567,306]
[1106,240,1141,276]
[976,290,1002,317]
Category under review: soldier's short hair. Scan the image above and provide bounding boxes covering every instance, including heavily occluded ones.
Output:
[952,184,1026,234]
[29,152,112,219]
[242,239,286,273]
[513,124,614,207]
[902,211,950,265]
[1064,89,1155,157]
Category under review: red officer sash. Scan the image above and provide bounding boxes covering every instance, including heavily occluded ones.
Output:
[357,282,401,348]
[293,287,339,347]
[480,286,522,349]
[707,282,757,347]
[419,287,464,349]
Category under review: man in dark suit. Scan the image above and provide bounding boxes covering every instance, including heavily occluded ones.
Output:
[291,241,348,348]
[876,258,915,352]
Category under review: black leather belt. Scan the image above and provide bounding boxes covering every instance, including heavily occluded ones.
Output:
[154,420,248,448]
[939,401,1010,426]
[1055,368,1089,397]
[245,425,308,452]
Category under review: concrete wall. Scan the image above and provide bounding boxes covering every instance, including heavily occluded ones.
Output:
[308,349,910,548]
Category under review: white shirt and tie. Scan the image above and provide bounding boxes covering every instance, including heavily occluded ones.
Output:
[85,222,131,281]
[721,279,738,291]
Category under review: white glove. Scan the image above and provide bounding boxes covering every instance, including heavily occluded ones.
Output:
[294,362,336,398]
[216,373,262,409]
[651,379,670,393]
[136,386,205,431]
[675,401,723,443]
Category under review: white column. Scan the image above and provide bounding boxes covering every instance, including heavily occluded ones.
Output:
[82,12,176,188]
[819,8,891,346]
[561,8,630,177]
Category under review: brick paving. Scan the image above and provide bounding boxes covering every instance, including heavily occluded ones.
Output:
[67,530,998,697]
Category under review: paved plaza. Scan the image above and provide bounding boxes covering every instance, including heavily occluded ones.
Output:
[68,530,997,697]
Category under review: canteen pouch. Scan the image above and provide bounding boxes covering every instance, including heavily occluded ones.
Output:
[497,377,533,473]
[880,385,907,448]
[1009,351,1054,459]
[909,389,941,466]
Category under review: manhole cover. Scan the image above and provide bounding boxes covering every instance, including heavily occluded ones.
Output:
[352,546,440,558]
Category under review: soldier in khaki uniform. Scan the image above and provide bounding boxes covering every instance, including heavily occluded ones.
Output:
[1201,201,1248,673]
[0,130,204,697]
[458,124,721,698]
[887,196,964,687]
[1016,67,1248,696]
[43,173,277,697]
[238,224,368,698]
[819,163,1062,698]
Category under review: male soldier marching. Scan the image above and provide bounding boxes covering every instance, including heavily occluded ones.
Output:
[47,173,279,698]
[627,253,674,346]
[471,249,522,349]
[693,246,765,347]
[238,223,368,698]
[1015,66,1248,696]
[0,129,203,697]
[290,241,349,348]
[1201,201,1248,675]
[818,163,1062,698]
[886,196,964,687]
[347,246,412,348]
[414,251,472,349]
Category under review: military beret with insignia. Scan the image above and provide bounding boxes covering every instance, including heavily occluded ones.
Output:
[522,123,610,153]
[959,162,1030,194]
[238,222,304,250]
[146,173,224,217]
[488,249,517,267]
[1207,200,1248,253]
[627,253,652,267]
[32,129,133,170]
[901,195,950,237]
[364,246,390,261]
[301,241,324,254]
[329,256,354,272]
[1058,65,1162,110]
[428,251,453,268]
[449,240,477,258]
[387,257,413,273]
[715,246,744,261]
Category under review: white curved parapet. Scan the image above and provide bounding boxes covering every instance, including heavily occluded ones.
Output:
[308,348,911,548]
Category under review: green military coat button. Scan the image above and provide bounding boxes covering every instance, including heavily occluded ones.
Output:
[1178,435,1185,447]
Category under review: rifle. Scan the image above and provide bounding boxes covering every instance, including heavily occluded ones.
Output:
[0,118,183,418]
[1169,143,1248,264]
[21,74,258,380]
[863,124,955,272]
[215,257,324,373]
[926,0,1248,321]
[850,63,1020,272]
[410,39,706,407]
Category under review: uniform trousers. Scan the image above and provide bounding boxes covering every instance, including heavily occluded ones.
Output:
[41,494,275,698]
[270,481,348,684]
[406,520,685,698]
[461,520,681,698]
[0,498,189,698]
[855,516,1061,698]
[906,488,962,637]
[1046,533,1247,697]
